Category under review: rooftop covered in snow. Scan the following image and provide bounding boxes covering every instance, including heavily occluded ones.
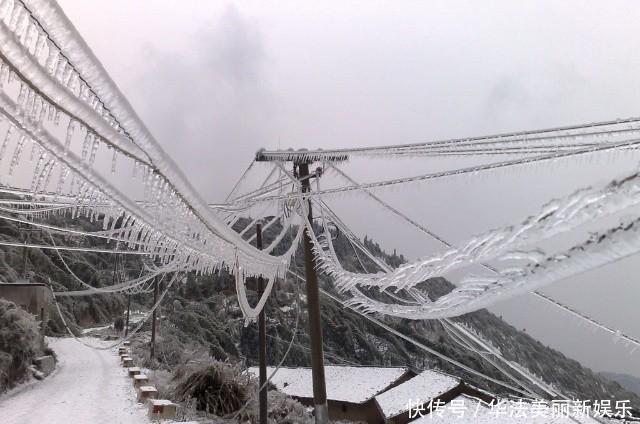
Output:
[375,368,461,419]
[414,395,603,424]
[247,365,411,404]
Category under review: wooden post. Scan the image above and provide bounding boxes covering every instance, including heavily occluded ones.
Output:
[297,162,328,423]
[22,230,29,279]
[150,277,158,360]
[256,223,267,424]
[125,294,131,336]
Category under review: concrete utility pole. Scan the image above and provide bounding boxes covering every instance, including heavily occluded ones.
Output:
[150,277,158,360]
[256,223,268,424]
[297,162,329,424]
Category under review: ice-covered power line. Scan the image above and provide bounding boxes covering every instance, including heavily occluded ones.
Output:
[325,164,640,350]
[0,0,300,282]
[0,239,153,254]
[313,196,559,399]
[268,162,640,351]
[256,116,640,162]
[338,216,640,320]
[298,273,538,398]
[309,167,640,294]
[245,138,640,206]
[224,159,255,203]
[2,0,638,313]
[531,291,640,351]
[316,173,546,399]
[52,271,180,350]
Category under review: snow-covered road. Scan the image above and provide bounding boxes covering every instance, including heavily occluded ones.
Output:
[0,337,150,424]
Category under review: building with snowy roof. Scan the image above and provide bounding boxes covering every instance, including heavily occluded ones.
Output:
[412,394,603,424]
[374,368,494,423]
[248,365,415,422]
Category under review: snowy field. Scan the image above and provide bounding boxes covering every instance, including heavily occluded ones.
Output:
[0,337,151,424]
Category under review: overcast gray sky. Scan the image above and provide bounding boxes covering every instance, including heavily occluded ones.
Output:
[58,0,640,378]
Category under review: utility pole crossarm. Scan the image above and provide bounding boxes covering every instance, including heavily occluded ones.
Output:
[255,148,349,163]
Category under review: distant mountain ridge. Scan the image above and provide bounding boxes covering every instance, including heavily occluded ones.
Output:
[600,372,640,397]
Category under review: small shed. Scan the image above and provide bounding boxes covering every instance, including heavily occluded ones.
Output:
[249,365,415,423]
[0,281,53,324]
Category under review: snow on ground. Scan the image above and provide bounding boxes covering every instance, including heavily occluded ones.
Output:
[81,324,112,334]
[0,337,150,424]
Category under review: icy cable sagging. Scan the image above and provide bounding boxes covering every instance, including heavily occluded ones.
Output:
[0,0,297,281]
[235,215,305,325]
[336,217,640,320]
[309,169,640,293]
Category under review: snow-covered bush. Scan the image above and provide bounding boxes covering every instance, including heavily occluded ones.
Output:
[261,390,313,424]
[0,299,42,392]
[173,362,252,417]
[171,360,312,423]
